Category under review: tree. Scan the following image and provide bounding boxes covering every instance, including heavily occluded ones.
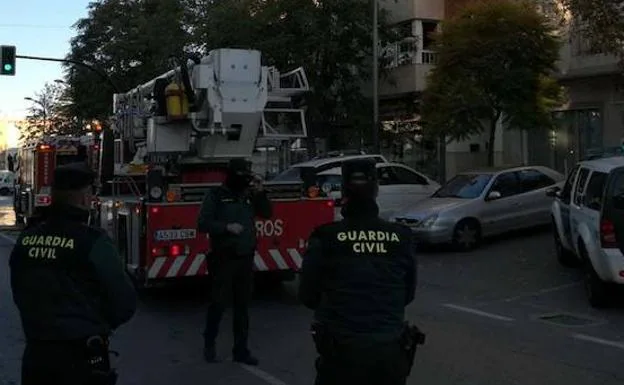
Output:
[20,82,81,140]
[64,0,191,120]
[420,0,565,166]
[561,0,624,58]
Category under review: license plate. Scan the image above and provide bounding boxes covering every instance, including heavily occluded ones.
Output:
[154,229,197,241]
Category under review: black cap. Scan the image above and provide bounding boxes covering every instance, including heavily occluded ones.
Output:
[341,159,377,186]
[52,162,96,191]
[228,158,251,174]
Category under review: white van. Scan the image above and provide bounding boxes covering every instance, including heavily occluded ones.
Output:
[549,156,624,308]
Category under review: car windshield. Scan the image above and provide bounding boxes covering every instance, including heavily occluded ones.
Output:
[433,173,493,199]
[271,167,302,182]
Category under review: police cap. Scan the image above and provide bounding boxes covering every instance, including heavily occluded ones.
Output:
[341,159,377,188]
[52,162,96,191]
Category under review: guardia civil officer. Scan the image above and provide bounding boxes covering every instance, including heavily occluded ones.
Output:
[299,159,417,385]
[198,158,272,365]
[9,162,137,385]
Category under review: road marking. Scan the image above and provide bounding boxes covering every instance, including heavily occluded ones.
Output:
[442,303,515,321]
[238,364,291,385]
[573,334,624,350]
[475,282,581,305]
[0,232,16,244]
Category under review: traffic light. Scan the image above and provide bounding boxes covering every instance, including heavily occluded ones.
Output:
[0,45,16,76]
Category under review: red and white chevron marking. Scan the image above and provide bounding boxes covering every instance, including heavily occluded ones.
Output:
[147,248,303,279]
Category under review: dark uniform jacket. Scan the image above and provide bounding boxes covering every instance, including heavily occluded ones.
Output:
[9,204,137,341]
[299,201,417,340]
[197,186,272,256]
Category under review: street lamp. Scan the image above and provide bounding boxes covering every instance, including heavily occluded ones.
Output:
[372,0,380,154]
[24,97,47,128]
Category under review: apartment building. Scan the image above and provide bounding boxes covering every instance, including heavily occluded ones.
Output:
[527,29,622,174]
[378,0,513,180]
[378,0,623,179]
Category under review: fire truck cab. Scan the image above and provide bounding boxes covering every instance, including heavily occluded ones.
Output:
[96,48,335,287]
[14,135,99,225]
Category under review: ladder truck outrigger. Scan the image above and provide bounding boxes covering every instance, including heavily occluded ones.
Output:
[95,48,335,288]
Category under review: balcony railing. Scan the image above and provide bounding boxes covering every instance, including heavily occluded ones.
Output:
[382,41,438,69]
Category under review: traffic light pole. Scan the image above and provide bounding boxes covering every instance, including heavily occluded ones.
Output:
[16,54,119,93]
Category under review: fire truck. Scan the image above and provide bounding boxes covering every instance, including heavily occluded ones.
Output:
[95,48,335,287]
[14,134,99,225]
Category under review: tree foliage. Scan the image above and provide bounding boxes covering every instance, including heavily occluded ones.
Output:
[421,0,565,166]
[561,0,624,58]
[64,0,399,149]
[20,82,84,140]
[64,0,191,120]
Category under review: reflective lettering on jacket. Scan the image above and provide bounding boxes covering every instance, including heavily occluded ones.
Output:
[336,230,401,254]
[21,236,76,260]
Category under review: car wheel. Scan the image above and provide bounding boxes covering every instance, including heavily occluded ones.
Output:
[553,222,578,267]
[452,219,481,252]
[580,246,611,308]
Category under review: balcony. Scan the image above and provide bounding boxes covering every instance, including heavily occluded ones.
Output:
[556,33,620,80]
[381,0,445,24]
[380,47,438,95]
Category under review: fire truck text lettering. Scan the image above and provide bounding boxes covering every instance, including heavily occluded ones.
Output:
[42,152,50,185]
[21,235,75,249]
[256,219,284,237]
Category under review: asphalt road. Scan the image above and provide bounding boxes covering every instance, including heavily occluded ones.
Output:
[1,197,624,384]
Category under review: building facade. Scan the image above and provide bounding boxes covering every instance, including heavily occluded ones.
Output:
[378,0,516,180]
[528,27,622,175]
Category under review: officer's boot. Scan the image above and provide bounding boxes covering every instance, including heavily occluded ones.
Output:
[203,342,219,363]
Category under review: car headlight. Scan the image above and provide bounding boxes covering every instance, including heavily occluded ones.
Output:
[416,214,438,228]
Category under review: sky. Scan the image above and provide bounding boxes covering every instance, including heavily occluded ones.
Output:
[0,0,91,120]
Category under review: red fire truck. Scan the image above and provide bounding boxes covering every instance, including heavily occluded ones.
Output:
[95,48,334,287]
[14,134,99,225]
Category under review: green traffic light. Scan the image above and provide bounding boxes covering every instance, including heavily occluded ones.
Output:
[3,64,12,71]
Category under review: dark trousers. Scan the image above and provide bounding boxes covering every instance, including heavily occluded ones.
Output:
[203,253,254,356]
[21,342,104,385]
[314,338,408,385]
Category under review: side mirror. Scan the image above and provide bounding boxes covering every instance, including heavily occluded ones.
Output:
[486,191,502,200]
[545,186,561,198]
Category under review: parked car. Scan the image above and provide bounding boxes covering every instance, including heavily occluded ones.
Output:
[270,154,389,183]
[548,156,624,308]
[0,170,15,196]
[391,165,565,251]
[316,162,440,219]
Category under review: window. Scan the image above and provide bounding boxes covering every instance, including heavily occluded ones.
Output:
[317,174,342,192]
[573,168,590,205]
[490,172,522,198]
[561,165,580,204]
[583,171,607,211]
[391,166,427,185]
[518,169,556,192]
[377,166,399,185]
[433,173,492,199]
